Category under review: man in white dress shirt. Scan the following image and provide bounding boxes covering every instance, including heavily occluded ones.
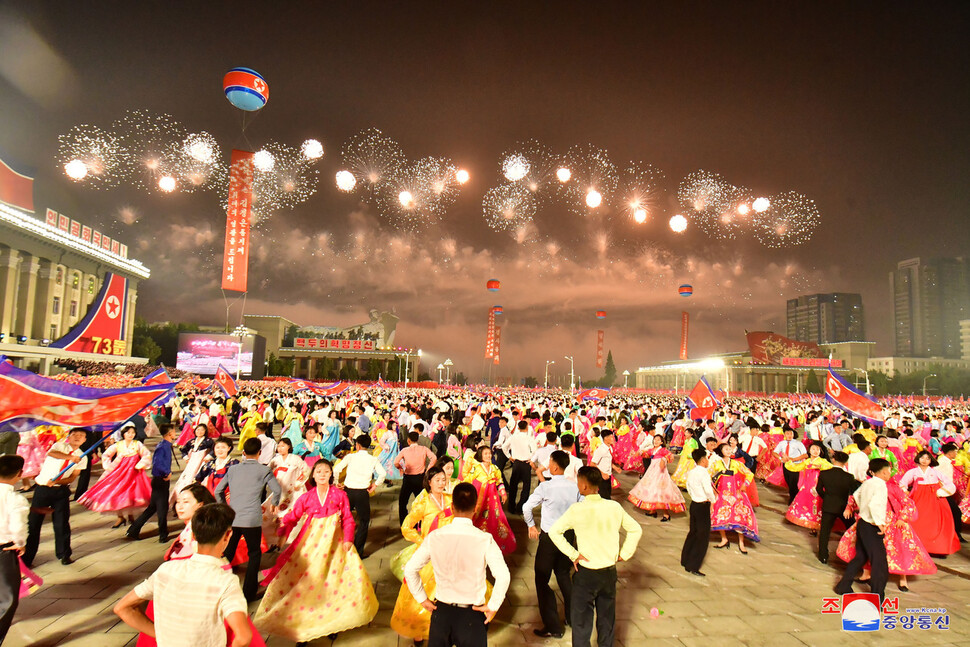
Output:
[835,458,891,601]
[774,428,808,503]
[503,420,538,514]
[681,449,716,576]
[334,436,386,557]
[591,431,616,499]
[846,438,871,482]
[405,482,510,647]
[0,456,28,642]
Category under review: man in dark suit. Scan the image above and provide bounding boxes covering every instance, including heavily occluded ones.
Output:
[816,451,858,564]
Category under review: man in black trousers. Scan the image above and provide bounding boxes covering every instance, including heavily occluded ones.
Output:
[681,448,715,576]
[835,458,891,601]
[126,424,178,543]
[504,420,537,515]
[72,427,102,500]
[815,451,858,564]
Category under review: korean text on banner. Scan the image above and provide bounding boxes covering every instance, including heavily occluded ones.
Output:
[221,149,255,292]
[596,330,604,368]
[493,325,501,365]
[680,312,689,360]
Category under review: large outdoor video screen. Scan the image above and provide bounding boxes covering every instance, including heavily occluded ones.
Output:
[176,333,254,376]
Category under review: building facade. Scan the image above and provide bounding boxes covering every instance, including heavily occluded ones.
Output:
[786,293,865,344]
[0,157,149,372]
[890,257,970,358]
[867,355,970,376]
[962,319,970,361]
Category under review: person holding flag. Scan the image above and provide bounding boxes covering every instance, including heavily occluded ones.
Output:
[23,428,89,567]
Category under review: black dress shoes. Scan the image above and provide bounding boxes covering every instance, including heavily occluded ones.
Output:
[60,556,74,565]
[534,628,565,638]
[687,569,705,577]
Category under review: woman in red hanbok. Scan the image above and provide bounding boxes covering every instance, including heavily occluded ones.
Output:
[784,443,832,533]
[463,446,516,554]
[899,451,960,556]
[837,478,937,592]
[755,426,785,482]
[171,424,214,505]
[627,436,685,521]
[196,437,239,494]
[78,425,151,528]
[709,443,760,553]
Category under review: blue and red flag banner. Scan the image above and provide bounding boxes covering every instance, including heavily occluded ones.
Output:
[50,272,129,356]
[377,376,387,389]
[686,376,721,420]
[308,381,349,397]
[142,366,171,386]
[0,357,175,433]
[825,368,884,427]
[578,387,611,401]
[214,364,238,398]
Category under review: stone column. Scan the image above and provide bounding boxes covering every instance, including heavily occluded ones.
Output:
[0,248,20,336]
[32,260,56,340]
[124,284,138,353]
[15,254,39,340]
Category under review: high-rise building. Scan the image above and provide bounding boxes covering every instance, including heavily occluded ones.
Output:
[786,293,865,344]
[890,257,970,358]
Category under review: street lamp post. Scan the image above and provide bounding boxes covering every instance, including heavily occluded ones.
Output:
[443,358,453,385]
[622,369,630,388]
[854,368,871,395]
[231,325,248,382]
[437,363,445,383]
[923,373,937,397]
[564,356,575,392]
[544,360,555,388]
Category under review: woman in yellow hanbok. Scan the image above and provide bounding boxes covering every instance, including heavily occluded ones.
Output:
[672,428,699,488]
[236,403,261,449]
[463,446,516,554]
[390,466,453,642]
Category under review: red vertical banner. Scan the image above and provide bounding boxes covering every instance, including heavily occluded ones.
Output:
[596,330,604,368]
[680,311,689,360]
[221,149,255,292]
[493,325,501,365]
[484,308,495,358]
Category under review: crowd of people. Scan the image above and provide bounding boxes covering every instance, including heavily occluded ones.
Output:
[1,378,969,646]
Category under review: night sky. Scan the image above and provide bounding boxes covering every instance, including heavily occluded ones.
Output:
[1,2,968,380]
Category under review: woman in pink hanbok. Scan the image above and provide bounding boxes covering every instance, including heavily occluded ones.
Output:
[784,443,832,533]
[899,451,960,556]
[837,477,937,592]
[255,460,377,642]
[78,425,152,528]
[755,426,785,482]
[627,436,685,521]
[264,439,308,544]
[610,417,637,471]
[710,443,760,553]
[463,446,516,554]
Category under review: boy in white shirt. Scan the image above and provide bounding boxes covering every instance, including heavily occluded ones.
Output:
[0,455,28,642]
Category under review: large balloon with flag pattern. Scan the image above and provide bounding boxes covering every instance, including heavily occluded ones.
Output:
[678,284,693,297]
[223,67,269,112]
[595,310,606,319]
[492,305,503,315]
[486,278,501,291]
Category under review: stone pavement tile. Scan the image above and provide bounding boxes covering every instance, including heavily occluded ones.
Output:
[740,613,813,633]
[733,632,808,647]
[677,636,751,647]
[11,595,54,617]
[685,614,757,635]
[56,634,136,647]
[648,600,705,618]
[633,616,703,639]
[33,582,113,599]
[792,629,872,646]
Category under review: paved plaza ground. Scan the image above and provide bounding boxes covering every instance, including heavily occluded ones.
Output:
[9,454,970,646]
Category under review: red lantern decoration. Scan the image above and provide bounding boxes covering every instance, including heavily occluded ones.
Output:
[486,279,501,292]
[595,310,607,319]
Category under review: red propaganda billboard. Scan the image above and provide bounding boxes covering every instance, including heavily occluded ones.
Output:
[782,357,843,368]
[596,330,604,368]
[679,312,689,360]
[221,149,254,293]
[0,158,35,212]
[293,338,376,351]
[484,308,496,359]
[50,272,128,355]
[493,325,501,365]
[746,331,822,365]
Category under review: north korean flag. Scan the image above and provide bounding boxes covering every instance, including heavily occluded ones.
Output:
[214,364,238,398]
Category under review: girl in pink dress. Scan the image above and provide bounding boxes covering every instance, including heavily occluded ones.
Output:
[710,443,760,553]
[627,437,685,521]
[784,443,832,533]
[78,426,152,528]
[899,451,960,556]
[255,460,378,642]
[837,478,936,592]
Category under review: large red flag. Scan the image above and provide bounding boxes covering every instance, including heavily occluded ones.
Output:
[221,150,254,293]
[214,364,238,398]
[825,368,883,426]
[0,357,174,433]
[686,376,721,420]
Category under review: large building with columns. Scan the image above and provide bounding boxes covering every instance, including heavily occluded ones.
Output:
[0,157,149,372]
